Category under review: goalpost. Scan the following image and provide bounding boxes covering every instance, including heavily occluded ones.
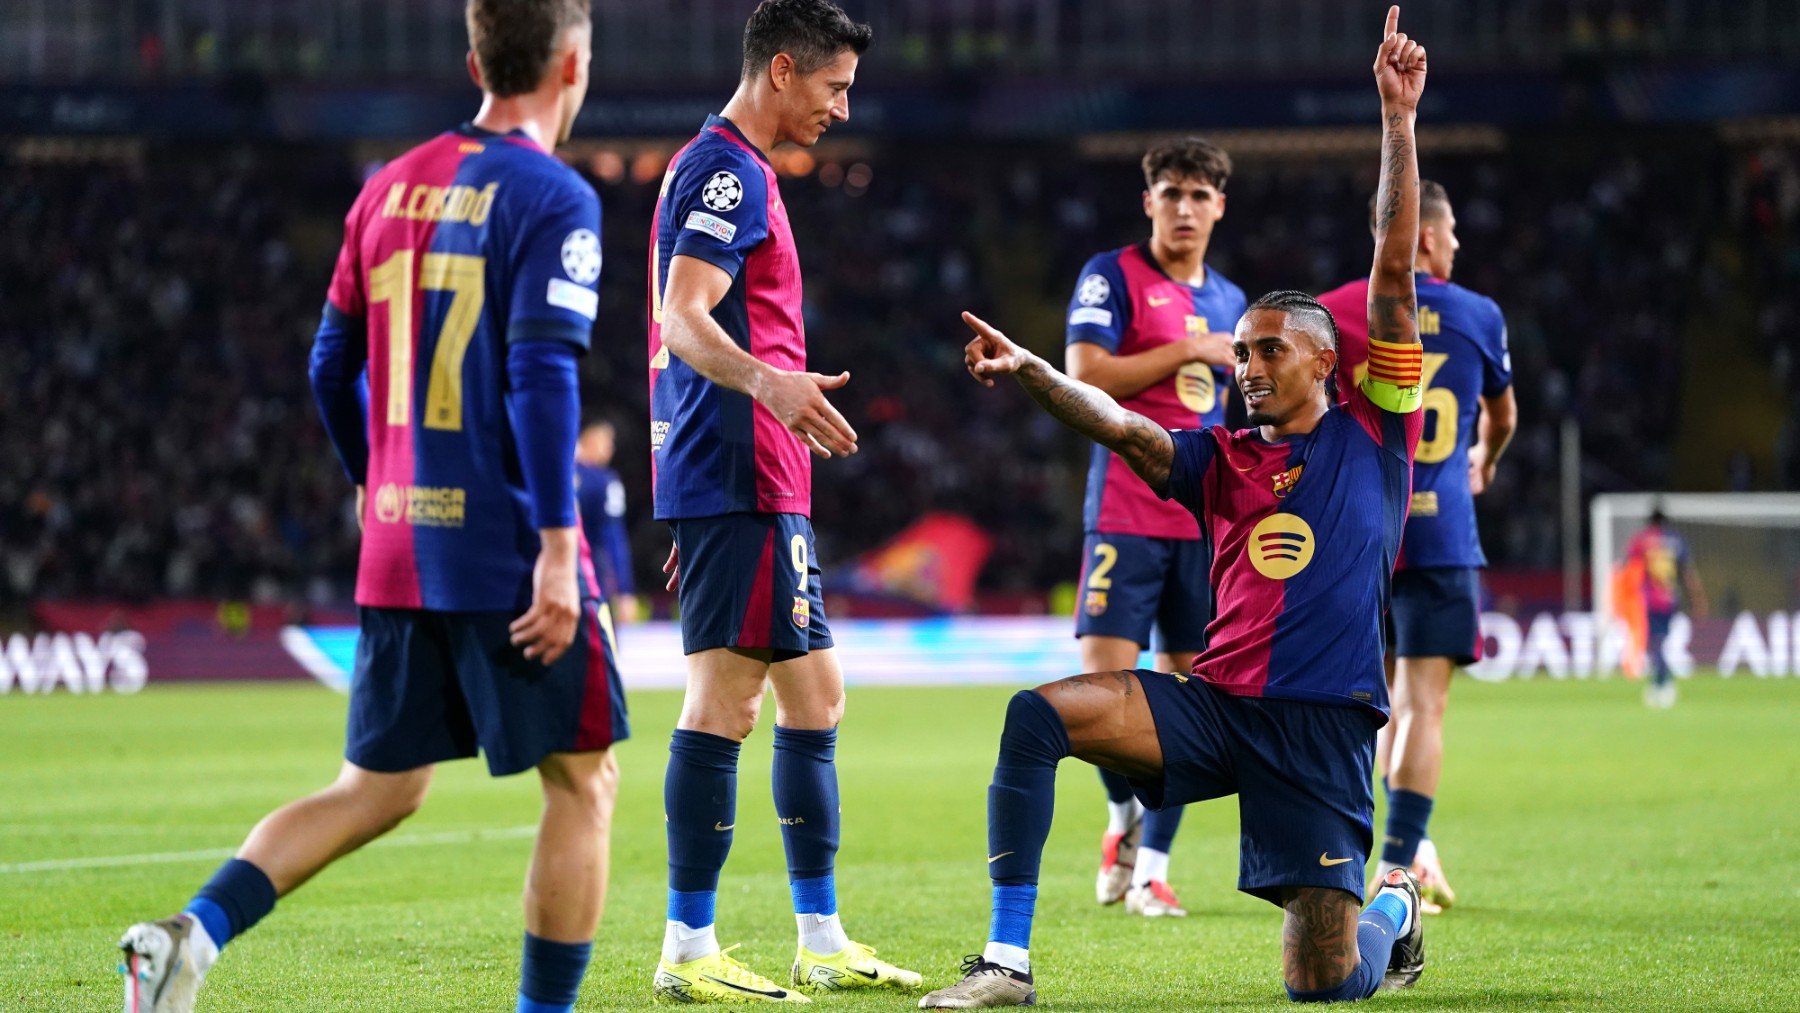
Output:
[1589,493,1800,650]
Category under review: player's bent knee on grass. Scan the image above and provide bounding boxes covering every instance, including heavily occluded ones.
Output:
[1034,671,1165,780]
[1280,887,1363,993]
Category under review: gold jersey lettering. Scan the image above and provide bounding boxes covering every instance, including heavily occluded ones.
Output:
[404,486,467,528]
[1419,306,1442,335]
[404,184,433,220]
[468,183,497,226]
[1409,490,1439,516]
[379,182,499,225]
[381,182,408,218]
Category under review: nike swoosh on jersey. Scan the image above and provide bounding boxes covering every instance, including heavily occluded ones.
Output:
[1148,296,1175,306]
[702,975,789,999]
[1319,853,1354,867]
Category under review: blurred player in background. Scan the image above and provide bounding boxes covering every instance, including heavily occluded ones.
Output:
[1624,506,1709,708]
[923,10,1430,1006]
[646,0,920,1002]
[1064,137,1245,917]
[118,3,626,1013]
[1317,180,1516,913]
[575,417,637,622]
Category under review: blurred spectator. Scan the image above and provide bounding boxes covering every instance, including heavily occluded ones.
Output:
[0,130,1774,605]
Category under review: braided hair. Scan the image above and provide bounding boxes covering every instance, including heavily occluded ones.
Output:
[1246,290,1340,353]
[1246,290,1341,400]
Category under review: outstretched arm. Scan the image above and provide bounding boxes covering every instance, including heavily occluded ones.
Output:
[964,312,1174,491]
[1368,5,1426,349]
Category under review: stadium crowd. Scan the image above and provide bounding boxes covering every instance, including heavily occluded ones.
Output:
[1,129,1778,606]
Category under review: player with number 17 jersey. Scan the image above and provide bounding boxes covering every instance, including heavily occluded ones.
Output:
[317,123,628,774]
[329,127,606,614]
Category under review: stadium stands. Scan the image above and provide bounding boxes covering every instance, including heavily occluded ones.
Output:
[1,131,1786,605]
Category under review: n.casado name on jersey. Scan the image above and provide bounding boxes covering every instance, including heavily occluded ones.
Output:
[379,181,498,226]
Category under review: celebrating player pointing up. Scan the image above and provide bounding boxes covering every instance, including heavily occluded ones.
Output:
[923,8,1430,1007]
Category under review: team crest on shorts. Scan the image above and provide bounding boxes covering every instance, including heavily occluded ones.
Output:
[792,596,810,629]
[1084,590,1109,616]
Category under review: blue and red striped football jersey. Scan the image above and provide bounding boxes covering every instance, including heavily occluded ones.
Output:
[1319,272,1512,569]
[1162,372,1423,717]
[1066,244,1247,540]
[324,124,601,611]
[648,115,811,520]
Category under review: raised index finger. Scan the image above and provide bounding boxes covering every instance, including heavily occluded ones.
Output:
[962,310,1002,340]
[1384,5,1399,39]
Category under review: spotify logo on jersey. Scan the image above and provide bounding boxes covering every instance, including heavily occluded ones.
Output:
[1248,514,1315,579]
[1175,362,1217,414]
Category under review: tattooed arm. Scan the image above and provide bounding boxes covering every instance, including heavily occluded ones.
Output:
[961,311,1175,492]
[1369,5,1427,348]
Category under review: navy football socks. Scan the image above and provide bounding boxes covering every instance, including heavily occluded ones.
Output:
[517,932,591,1013]
[986,690,1071,950]
[1097,767,1136,804]
[1284,913,1399,1003]
[665,729,741,930]
[1142,804,1184,854]
[772,725,841,909]
[185,858,276,951]
[1381,789,1434,868]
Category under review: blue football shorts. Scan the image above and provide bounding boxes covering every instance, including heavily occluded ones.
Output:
[1388,566,1482,665]
[1128,670,1380,904]
[346,600,629,777]
[1074,533,1212,654]
[669,512,833,661]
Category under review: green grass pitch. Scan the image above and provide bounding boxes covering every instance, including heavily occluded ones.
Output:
[3,675,1796,1011]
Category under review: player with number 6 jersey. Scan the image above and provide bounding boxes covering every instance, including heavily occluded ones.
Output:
[1317,179,1515,914]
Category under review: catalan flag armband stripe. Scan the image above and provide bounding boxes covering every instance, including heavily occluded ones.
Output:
[1361,338,1424,413]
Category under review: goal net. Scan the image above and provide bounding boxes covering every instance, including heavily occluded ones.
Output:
[1590,493,1800,676]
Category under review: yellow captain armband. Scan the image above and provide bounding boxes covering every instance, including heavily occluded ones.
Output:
[1360,338,1424,413]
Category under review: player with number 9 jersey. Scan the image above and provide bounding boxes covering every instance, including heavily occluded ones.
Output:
[647,113,833,660]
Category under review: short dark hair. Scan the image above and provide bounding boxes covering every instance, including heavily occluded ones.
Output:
[466,0,590,98]
[742,0,872,79]
[1368,178,1451,232]
[1142,137,1232,191]
[1246,290,1340,353]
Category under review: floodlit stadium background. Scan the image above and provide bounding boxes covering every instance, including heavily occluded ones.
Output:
[6,5,1800,1012]
[4,0,1799,685]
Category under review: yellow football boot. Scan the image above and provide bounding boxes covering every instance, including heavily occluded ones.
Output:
[654,945,811,1004]
[793,940,924,994]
